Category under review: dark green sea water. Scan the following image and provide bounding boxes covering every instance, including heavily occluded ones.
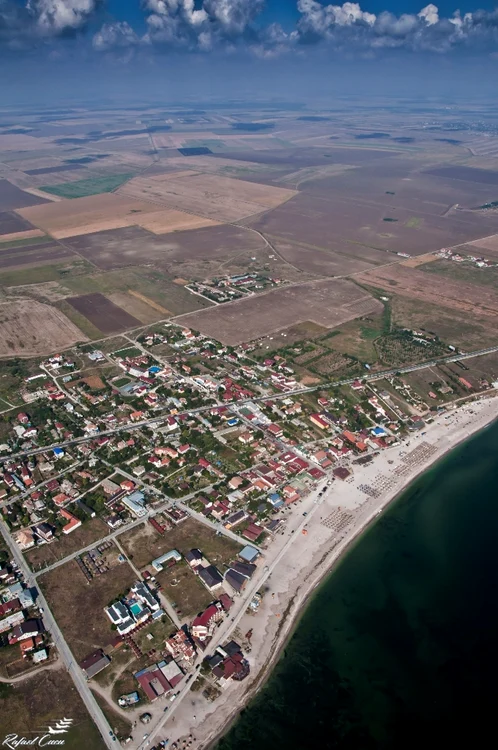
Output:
[217,419,498,750]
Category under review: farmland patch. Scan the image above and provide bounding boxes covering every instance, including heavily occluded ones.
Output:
[0,298,87,356]
[0,179,50,211]
[117,172,297,222]
[66,292,141,334]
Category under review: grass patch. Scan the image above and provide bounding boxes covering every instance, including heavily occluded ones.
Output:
[0,669,106,749]
[156,562,213,620]
[419,258,498,289]
[41,173,135,199]
[92,692,132,741]
[0,259,93,287]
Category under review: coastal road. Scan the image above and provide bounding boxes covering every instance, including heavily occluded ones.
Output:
[0,518,115,750]
[2,344,498,465]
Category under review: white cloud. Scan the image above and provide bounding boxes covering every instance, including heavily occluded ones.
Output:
[27,0,101,33]
[418,4,439,26]
[93,21,138,51]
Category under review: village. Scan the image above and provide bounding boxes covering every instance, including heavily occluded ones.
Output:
[0,322,497,747]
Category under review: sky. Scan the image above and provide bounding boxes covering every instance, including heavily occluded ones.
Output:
[1,1,498,105]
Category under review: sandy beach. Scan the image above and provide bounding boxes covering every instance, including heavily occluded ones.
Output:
[141,395,498,750]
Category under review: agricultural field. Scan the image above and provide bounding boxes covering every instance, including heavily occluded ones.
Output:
[0,669,106,750]
[39,551,136,662]
[119,517,241,571]
[176,278,383,345]
[61,223,265,274]
[117,172,297,222]
[0,179,50,210]
[16,193,180,239]
[0,298,86,356]
[40,173,135,199]
[66,292,141,334]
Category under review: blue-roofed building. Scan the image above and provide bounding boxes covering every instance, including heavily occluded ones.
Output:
[152,550,182,572]
[239,545,260,564]
[267,493,284,509]
[53,447,64,457]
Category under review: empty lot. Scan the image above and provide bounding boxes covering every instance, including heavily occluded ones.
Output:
[357,264,498,319]
[39,553,136,661]
[119,517,241,571]
[66,292,141,333]
[176,278,383,345]
[117,172,297,222]
[0,298,87,355]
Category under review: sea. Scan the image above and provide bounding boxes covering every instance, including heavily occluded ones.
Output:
[216,419,498,750]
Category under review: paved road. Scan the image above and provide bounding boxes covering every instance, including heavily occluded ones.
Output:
[0,519,115,750]
[2,344,497,466]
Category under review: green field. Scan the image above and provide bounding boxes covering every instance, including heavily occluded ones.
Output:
[0,235,49,249]
[40,173,135,199]
[405,216,423,228]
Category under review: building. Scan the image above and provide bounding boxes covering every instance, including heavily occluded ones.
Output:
[131,582,160,612]
[158,659,184,688]
[59,509,81,535]
[105,601,136,636]
[135,665,171,702]
[9,619,43,644]
[80,649,111,679]
[239,546,260,564]
[164,629,196,662]
[122,491,147,518]
[191,603,224,642]
[185,549,204,569]
[151,550,182,572]
[198,565,224,591]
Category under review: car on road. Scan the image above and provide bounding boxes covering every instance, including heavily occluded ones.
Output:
[302,512,308,516]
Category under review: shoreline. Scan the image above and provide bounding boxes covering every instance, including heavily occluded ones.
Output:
[160,396,498,750]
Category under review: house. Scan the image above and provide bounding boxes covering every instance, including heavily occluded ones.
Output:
[191,603,224,641]
[60,509,81,534]
[198,565,224,591]
[105,602,136,636]
[242,523,263,543]
[224,509,248,529]
[14,529,35,550]
[80,649,111,679]
[9,619,44,644]
[33,522,55,543]
[185,549,204,569]
[228,476,244,490]
[131,581,160,612]
[310,414,329,430]
[266,423,283,438]
[239,546,260,564]
[224,569,248,595]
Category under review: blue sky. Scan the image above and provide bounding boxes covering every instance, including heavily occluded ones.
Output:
[1,2,498,104]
